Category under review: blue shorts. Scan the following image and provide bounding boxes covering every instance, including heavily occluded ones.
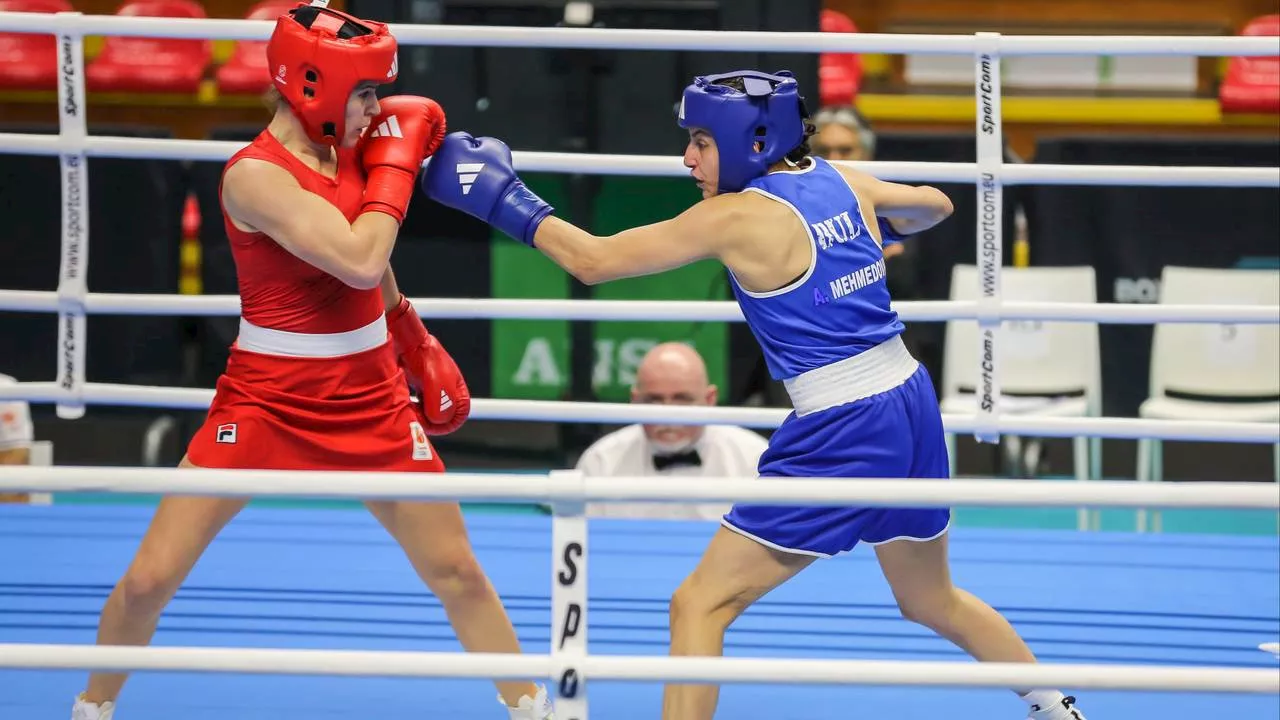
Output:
[723,364,951,557]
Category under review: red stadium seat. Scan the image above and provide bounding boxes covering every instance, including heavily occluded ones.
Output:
[85,0,212,94]
[0,0,72,91]
[215,0,295,96]
[819,9,863,107]
[1219,14,1280,115]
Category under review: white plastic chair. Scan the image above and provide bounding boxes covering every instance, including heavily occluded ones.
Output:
[1136,266,1280,532]
[940,265,1103,530]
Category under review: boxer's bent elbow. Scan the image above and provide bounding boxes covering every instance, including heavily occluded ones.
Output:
[921,187,954,224]
[339,264,387,290]
[893,187,954,236]
[335,215,398,288]
[323,245,389,290]
[935,189,955,221]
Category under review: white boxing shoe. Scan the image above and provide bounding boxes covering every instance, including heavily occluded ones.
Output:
[501,684,555,720]
[71,694,115,720]
[1026,694,1086,720]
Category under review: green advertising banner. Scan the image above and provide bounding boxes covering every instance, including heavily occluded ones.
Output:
[491,175,728,402]
[490,241,571,400]
[491,174,569,400]
[589,177,728,403]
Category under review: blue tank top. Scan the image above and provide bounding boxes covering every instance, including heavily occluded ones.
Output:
[728,157,904,380]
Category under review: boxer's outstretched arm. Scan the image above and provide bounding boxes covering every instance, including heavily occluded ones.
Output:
[223,158,398,290]
[532,194,744,285]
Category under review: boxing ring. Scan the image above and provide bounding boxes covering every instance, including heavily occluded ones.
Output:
[0,11,1279,719]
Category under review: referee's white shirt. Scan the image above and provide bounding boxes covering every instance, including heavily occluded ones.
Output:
[575,424,769,521]
[0,375,33,452]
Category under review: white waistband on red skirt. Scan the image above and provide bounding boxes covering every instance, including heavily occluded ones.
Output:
[783,335,920,417]
[235,314,388,358]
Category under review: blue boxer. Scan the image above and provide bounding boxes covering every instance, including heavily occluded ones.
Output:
[422,67,1091,720]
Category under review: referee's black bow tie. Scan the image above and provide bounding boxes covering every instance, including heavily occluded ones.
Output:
[653,450,701,471]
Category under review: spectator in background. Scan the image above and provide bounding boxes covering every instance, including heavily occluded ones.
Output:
[0,374,34,503]
[813,104,876,163]
[576,342,767,521]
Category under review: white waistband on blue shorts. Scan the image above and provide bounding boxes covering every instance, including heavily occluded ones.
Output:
[783,335,920,417]
[236,314,388,358]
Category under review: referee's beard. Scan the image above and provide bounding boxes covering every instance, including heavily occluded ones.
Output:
[646,425,703,456]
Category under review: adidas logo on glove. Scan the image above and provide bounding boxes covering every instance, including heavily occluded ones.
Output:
[456,163,485,195]
[369,115,403,139]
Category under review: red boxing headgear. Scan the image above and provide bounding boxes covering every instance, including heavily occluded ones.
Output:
[266,2,399,146]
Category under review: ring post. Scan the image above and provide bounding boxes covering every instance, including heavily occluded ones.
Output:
[54,12,89,420]
[973,31,1004,446]
[550,469,588,719]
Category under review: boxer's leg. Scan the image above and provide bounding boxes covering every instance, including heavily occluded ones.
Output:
[366,499,547,714]
[875,535,1086,718]
[662,526,815,720]
[876,533,1037,667]
[79,456,248,709]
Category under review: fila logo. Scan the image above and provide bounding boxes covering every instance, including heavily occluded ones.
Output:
[456,163,484,195]
[438,389,453,413]
[215,423,237,444]
[387,55,398,78]
[370,115,403,139]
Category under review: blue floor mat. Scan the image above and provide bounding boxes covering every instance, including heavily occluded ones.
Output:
[1,505,1276,719]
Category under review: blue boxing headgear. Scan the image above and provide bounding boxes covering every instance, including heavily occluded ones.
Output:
[677,70,807,193]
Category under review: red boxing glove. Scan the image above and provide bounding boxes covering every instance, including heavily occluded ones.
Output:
[386,294,471,435]
[360,96,447,224]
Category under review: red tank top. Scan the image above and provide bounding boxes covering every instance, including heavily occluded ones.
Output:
[220,130,383,334]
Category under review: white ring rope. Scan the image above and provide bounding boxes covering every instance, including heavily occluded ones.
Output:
[0,644,1273,694]
[0,466,1275,509]
[0,382,1276,443]
[0,134,1276,188]
[0,291,1276,324]
[1,12,1277,56]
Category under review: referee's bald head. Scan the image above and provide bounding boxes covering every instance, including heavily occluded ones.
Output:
[636,342,709,390]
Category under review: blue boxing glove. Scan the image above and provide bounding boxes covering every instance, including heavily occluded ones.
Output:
[877,216,909,247]
[421,132,553,247]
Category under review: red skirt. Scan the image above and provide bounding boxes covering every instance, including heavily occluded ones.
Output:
[186,341,445,473]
